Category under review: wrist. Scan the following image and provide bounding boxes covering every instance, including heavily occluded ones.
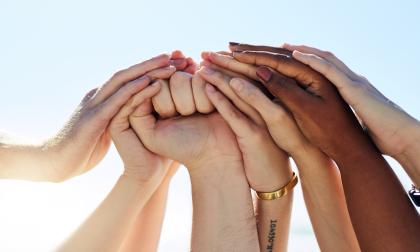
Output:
[394,122,420,186]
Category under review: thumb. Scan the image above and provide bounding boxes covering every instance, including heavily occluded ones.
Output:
[129,98,157,151]
[256,66,315,113]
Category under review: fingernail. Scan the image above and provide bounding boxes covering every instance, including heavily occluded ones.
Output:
[201,60,211,67]
[292,50,303,58]
[282,43,290,48]
[202,66,215,75]
[170,58,185,66]
[229,42,239,46]
[256,67,273,82]
[230,78,244,92]
[205,83,216,93]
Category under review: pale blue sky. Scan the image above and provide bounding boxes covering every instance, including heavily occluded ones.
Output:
[0,0,419,251]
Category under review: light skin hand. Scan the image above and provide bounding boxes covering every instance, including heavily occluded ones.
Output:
[201,67,293,252]
[129,70,260,251]
[0,54,175,182]
[58,80,173,252]
[198,66,292,191]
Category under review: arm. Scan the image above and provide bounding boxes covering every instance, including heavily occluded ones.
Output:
[0,54,178,182]
[129,70,260,251]
[58,75,172,252]
[199,67,293,252]
[200,54,360,251]
[229,48,420,251]
[118,162,179,252]
[285,44,420,187]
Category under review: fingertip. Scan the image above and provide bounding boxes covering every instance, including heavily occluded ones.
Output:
[256,66,273,82]
[205,83,216,94]
[229,78,245,92]
[201,51,211,60]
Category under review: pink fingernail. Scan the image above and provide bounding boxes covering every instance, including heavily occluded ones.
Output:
[256,67,273,82]
[202,67,215,75]
[205,83,216,93]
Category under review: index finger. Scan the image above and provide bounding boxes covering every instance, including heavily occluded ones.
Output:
[92,53,170,106]
[229,42,292,57]
[233,51,327,93]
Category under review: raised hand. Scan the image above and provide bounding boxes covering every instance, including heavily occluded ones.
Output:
[129,69,260,251]
[58,79,175,252]
[284,43,420,186]
[226,47,420,252]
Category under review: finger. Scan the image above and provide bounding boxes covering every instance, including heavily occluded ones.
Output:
[198,67,263,125]
[113,82,162,123]
[92,53,170,105]
[200,60,274,100]
[170,58,188,71]
[184,57,198,74]
[229,42,292,56]
[80,88,99,106]
[292,50,353,92]
[229,78,289,124]
[191,73,214,114]
[233,50,326,92]
[201,51,259,80]
[93,76,151,124]
[169,71,196,116]
[201,60,249,80]
[110,82,161,132]
[283,43,360,80]
[129,98,157,150]
[171,50,185,59]
[205,84,255,139]
[151,79,177,118]
[255,66,318,114]
[146,65,176,80]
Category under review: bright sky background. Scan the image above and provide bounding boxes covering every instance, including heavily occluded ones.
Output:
[1,0,419,251]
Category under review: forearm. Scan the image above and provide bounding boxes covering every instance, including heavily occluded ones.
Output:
[255,191,293,252]
[189,164,260,252]
[57,175,158,252]
[0,132,56,181]
[118,175,171,252]
[293,147,360,252]
[335,143,420,252]
[395,122,420,187]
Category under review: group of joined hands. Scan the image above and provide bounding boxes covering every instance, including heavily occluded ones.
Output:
[3,42,420,252]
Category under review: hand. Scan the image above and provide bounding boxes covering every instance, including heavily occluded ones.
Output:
[43,54,179,181]
[283,44,420,158]
[233,50,371,160]
[198,66,292,192]
[129,71,242,173]
[109,79,173,184]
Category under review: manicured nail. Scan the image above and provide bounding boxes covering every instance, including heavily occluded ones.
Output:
[205,83,216,93]
[256,67,273,82]
[229,42,239,46]
[230,78,244,92]
[202,66,215,75]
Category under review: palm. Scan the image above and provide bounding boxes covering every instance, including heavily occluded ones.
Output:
[136,113,242,168]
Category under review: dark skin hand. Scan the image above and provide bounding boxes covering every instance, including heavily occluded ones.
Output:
[206,43,420,252]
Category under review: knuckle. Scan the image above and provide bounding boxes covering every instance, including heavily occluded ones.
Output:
[110,69,125,81]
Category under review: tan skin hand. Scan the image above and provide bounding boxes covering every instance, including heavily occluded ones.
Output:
[42,52,194,181]
[198,66,292,192]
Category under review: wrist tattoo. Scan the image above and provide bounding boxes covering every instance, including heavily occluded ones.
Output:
[266,219,277,252]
